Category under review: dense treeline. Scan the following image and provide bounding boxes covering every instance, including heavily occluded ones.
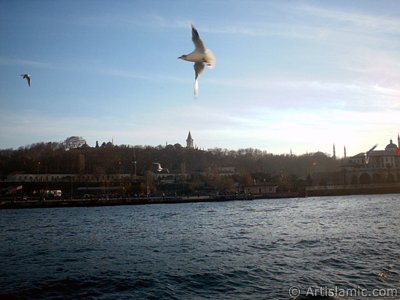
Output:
[0,138,341,180]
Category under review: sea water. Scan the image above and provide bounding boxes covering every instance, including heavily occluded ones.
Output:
[1,195,399,299]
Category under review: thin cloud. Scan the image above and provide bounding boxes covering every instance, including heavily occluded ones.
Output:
[0,56,186,85]
[200,22,331,41]
[0,111,135,148]
[92,66,187,84]
[77,12,190,31]
[289,3,400,34]
[214,2,400,44]
[79,10,328,41]
[0,57,53,69]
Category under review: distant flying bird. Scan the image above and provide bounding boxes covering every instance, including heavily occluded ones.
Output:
[153,162,169,173]
[178,24,216,97]
[20,74,31,86]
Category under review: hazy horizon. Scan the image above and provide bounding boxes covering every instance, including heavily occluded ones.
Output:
[2,133,397,159]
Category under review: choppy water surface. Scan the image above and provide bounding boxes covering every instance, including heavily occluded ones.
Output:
[1,195,400,299]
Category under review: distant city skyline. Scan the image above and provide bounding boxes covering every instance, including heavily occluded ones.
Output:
[14,131,400,161]
[0,1,399,155]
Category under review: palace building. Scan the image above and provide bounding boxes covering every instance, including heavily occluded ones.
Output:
[344,136,400,184]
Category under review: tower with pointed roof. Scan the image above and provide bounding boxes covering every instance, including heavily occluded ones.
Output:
[186,131,194,149]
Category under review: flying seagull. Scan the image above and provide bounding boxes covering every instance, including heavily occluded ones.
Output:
[365,144,377,164]
[153,162,169,173]
[178,24,216,97]
[21,74,31,86]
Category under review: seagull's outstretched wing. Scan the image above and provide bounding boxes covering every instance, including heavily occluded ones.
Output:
[367,144,378,154]
[194,62,205,80]
[365,144,378,164]
[191,24,205,52]
[21,74,31,86]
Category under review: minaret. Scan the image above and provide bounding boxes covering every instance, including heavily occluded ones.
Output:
[398,134,400,147]
[186,131,194,149]
[344,146,347,158]
[333,144,336,159]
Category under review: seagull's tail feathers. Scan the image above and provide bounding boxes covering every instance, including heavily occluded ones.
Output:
[205,49,216,69]
[194,78,199,97]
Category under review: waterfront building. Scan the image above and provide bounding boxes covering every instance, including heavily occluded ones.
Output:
[344,138,400,184]
[243,184,278,195]
[3,173,135,183]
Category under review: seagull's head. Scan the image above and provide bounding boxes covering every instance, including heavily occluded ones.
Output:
[178,54,187,60]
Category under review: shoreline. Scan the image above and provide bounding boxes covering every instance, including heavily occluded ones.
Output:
[305,182,400,197]
[0,193,300,209]
[2,185,400,209]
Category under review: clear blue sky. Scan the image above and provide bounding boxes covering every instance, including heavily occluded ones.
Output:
[1,0,399,156]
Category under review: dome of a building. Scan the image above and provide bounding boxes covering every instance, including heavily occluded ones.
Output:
[385,139,397,151]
